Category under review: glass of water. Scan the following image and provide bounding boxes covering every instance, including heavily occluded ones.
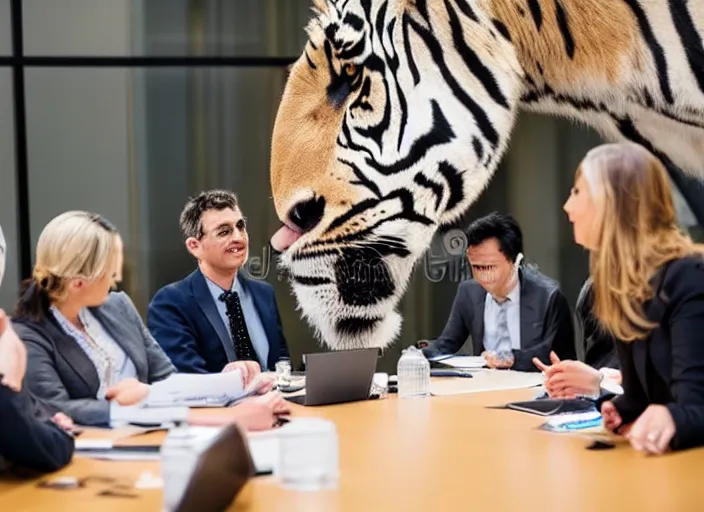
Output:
[275,358,292,388]
[276,418,339,491]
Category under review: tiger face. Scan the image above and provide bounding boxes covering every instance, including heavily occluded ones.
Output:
[269,0,523,349]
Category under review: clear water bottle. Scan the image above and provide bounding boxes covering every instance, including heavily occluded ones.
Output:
[397,346,431,398]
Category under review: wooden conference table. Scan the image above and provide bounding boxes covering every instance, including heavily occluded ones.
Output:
[1,384,703,511]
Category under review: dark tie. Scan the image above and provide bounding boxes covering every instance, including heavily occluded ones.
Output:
[218,290,257,362]
[495,298,512,353]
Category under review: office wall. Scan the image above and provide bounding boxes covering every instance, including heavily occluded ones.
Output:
[23,0,130,56]
[0,69,18,310]
[0,0,10,55]
[0,1,15,308]
[22,1,139,307]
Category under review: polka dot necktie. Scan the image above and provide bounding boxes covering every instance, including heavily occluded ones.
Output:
[218,290,257,362]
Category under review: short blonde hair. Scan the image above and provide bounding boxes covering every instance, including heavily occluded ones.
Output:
[30,211,120,305]
[578,142,702,341]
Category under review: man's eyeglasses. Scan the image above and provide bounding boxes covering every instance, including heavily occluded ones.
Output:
[200,218,247,241]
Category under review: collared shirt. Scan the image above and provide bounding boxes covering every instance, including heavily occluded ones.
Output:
[482,280,521,352]
[204,274,269,370]
[50,306,138,398]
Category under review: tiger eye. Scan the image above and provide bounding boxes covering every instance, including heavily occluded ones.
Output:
[344,64,357,76]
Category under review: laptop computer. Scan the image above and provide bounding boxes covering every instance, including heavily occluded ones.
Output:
[285,348,379,406]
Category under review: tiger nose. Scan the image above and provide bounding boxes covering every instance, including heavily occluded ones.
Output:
[287,196,326,234]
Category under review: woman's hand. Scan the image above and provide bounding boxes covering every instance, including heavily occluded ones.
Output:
[105,378,150,406]
[222,360,262,388]
[626,405,676,455]
[247,373,277,394]
[600,400,629,434]
[190,392,291,432]
[51,412,75,431]
[230,392,291,431]
[533,351,601,398]
[0,309,27,392]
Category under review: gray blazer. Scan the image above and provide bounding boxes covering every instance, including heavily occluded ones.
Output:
[422,266,576,371]
[12,291,176,427]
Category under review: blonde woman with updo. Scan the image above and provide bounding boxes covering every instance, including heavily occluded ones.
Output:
[11,211,175,427]
[540,142,704,455]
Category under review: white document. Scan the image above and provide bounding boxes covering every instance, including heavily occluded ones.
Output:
[145,370,245,408]
[430,369,544,396]
[75,426,277,470]
[75,439,114,450]
[429,355,486,369]
[109,404,190,428]
[246,430,279,474]
[175,426,278,474]
[74,450,161,462]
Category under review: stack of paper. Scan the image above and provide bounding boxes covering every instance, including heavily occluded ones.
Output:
[428,355,486,369]
[430,369,544,396]
[145,370,245,408]
[75,425,279,474]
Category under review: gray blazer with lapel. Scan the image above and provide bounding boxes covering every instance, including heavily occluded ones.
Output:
[12,291,176,427]
[422,266,576,371]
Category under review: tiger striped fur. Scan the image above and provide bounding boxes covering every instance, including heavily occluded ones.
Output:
[269,0,704,350]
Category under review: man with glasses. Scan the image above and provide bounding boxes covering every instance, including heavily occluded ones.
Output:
[148,190,289,374]
[420,212,575,371]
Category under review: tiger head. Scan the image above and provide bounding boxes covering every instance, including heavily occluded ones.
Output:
[269,0,524,350]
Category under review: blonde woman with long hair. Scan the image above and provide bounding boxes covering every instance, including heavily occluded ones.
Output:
[556,142,704,454]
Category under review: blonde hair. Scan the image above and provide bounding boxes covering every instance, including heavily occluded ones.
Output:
[15,211,121,317]
[577,142,702,342]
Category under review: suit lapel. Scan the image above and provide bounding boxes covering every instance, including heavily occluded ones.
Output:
[44,317,100,395]
[473,286,486,356]
[191,269,236,361]
[89,306,147,380]
[518,270,541,349]
[637,292,670,396]
[632,339,650,396]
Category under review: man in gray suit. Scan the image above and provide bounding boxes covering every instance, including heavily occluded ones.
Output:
[421,213,575,372]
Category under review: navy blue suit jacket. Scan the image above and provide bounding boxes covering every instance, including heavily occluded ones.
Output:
[147,269,289,373]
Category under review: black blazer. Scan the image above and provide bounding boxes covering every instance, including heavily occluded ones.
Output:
[13,291,176,427]
[0,381,74,474]
[575,278,619,369]
[422,266,576,371]
[147,269,289,373]
[611,255,704,451]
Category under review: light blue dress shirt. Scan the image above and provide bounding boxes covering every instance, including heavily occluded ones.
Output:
[204,274,270,370]
[482,280,521,352]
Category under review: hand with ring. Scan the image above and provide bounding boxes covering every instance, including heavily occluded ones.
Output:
[626,404,676,455]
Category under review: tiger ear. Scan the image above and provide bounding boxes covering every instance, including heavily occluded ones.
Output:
[312,0,329,14]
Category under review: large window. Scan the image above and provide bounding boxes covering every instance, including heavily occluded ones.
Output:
[0,68,18,308]
[2,2,704,372]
